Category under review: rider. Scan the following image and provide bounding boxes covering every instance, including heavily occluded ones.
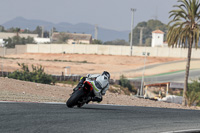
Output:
[73,71,110,103]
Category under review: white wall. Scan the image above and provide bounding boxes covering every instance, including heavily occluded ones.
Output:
[26,44,200,58]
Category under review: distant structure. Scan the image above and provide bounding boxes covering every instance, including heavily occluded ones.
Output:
[95,24,98,40]
[0,32,38,47]
[34,37,50,44]
[138,27,146,45]
[151,30,167,47]
[0,32,51,45]
[52,32,92,44]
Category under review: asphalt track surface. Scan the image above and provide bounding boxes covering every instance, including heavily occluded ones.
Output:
[124,59,200,74]
[131,69,200,84]
[1,102,200,133]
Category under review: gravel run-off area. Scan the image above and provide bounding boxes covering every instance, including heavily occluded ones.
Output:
[0,77,199,110]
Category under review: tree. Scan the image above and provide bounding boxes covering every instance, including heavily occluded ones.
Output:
[129,20,167,46]
[92,39,103,44]
[4,36,35,48]
[167,0,200,106]
[0,25,5,32]
[15,28,21,37]
[104,39,129,45]
[57,33,69,43]
[33,26,42,37]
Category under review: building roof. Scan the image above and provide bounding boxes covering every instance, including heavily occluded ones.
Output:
[0,32,38,39]
[52,32,92,41]
[152,30,164,34]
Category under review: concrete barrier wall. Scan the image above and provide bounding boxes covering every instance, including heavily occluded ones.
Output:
[0,45,27,56]
[26,44,200,58]
[0,47,5,56]
[1,44,200,58]
[6,49,16,55]
[15,45,27,54]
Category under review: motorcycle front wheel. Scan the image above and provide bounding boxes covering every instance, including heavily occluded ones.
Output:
[66,89,85,108]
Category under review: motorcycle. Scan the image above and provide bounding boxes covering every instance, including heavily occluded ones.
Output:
[66,81,95,108]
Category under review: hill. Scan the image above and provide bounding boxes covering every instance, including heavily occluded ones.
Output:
[1,17,129,42]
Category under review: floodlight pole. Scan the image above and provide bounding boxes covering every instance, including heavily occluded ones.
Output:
[130,8,136,56]
[1,46,5,76]
[140,46,150,97]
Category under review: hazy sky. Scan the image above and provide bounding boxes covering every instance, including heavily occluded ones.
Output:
[0,0,178,31]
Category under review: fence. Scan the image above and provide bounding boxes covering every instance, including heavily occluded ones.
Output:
[0,71,82,82]
[0,71,10,77]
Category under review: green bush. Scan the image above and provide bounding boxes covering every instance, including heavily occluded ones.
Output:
[186,79,200,107]
[119,75,136,93]
[8,63,55,84]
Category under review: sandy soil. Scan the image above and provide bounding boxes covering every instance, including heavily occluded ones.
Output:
[0,77,199,110]
[1,53,186,79]
[0,53,200,110]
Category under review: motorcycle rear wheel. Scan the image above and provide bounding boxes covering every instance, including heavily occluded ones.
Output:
[66,89,85,108]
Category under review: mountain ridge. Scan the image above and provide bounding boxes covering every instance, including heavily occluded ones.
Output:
[1,17,129,42]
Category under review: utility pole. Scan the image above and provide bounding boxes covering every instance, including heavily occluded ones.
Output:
[95,24,98,40]
[138,27,146,46]
[41,26,44,38]
[140,46,150,97]
[152,6,158,20]
[1,46,5,77]
[130,8,136,56]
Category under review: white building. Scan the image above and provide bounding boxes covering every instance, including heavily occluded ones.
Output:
[34,37,50,44]
[0,32,38,47]
[0,39,4,47]
[52,32,92,44]
[151,30,165,47]
[0,32,52,45]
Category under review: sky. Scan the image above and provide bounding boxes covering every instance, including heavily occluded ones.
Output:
[0,0,178,31]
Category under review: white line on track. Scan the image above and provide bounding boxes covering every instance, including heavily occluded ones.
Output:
[161,129,200,133]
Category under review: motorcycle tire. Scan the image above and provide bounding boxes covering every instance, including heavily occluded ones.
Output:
[66,89,85,108]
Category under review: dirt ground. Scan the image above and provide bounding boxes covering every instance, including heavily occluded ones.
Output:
[0,77,199,110]
[1,53,200,110]
[1,53,185,79]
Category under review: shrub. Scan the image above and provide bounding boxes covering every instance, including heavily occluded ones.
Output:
[119,75,136,94]
[186,80,200,107]
[8,63,55,84]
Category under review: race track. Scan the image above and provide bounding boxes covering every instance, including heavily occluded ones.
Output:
[0,102,200,133]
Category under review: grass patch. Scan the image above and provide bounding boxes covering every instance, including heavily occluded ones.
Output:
[0,57,21,60]
[40,59,93,64]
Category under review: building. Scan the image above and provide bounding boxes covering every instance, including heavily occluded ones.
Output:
[143,82,184,99]
[34,37,50,44]
[0,32,38,46]
[52,32,92,44]
[151,30,165,47]
[0,32,38,39]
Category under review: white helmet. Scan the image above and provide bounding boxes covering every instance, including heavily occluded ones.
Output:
[95,74,109,90]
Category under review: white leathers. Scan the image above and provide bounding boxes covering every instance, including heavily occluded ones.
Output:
[86,74,109,98]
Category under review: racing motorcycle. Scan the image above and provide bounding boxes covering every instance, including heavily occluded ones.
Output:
[66,81,95,108]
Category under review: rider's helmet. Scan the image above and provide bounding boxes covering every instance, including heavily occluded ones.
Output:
[102,71,110,80]
[94,71,110,90]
